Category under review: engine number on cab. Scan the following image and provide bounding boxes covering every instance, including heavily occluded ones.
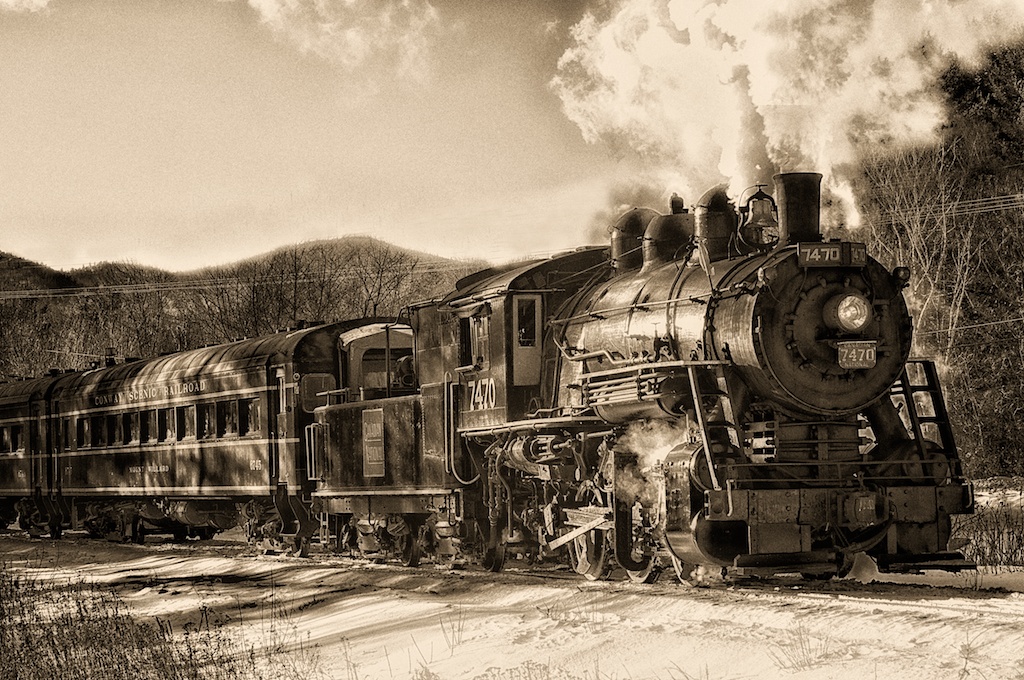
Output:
[466,378,497,411]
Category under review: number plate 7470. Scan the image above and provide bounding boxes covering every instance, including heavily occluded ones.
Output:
[838,341,877,369]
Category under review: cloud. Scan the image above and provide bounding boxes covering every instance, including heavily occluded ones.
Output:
[1,0,442,82]
[247,0,441,81]
[0,0,49,11]
[552,0,1024,217]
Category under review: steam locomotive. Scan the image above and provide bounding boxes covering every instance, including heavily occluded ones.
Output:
[0,172,973,581]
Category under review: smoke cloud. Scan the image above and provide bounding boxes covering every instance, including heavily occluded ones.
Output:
[553,0,1024,223]
[587,175,670,242]
[247,0,441,82]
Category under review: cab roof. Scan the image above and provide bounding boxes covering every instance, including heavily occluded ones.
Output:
[440,247,608,312]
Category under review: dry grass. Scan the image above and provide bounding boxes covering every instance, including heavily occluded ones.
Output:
[0,562,323,680]
[952,487,1024,567]
[766,623,834,672]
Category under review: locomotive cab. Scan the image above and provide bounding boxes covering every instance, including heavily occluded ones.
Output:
[335,323,415,402]
[413,249,609,429]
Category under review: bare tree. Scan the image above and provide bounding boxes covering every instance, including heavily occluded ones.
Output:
[858,143,981,357]
[348,240,419,317]
[858,139,1024,475]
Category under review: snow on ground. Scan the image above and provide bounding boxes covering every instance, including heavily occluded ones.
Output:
[5,529,1024,680]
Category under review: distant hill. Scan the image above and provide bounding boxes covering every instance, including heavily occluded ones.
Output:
[70,261,175,288]
[215,235,467,273]
[0,251,78,291]
[1,236,485,299]
[182,236,479,288]
[0,236,486,380]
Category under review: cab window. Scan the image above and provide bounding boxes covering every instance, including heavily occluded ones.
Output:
[458,313,491,368]
[361,349,414,389]
[516,298,538,347]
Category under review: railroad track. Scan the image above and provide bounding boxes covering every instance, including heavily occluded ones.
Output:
[1,529,1014,603]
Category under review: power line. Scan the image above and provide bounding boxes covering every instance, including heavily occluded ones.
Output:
[917,316,1024,336]
[872,192,1024,227]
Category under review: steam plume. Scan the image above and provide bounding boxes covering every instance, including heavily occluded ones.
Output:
[587,176,669,242]
[553,0,1024,222]
[613,419,693,505]
[616,418,692,468]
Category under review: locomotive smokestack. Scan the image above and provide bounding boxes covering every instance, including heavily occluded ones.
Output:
[774,172,822,245]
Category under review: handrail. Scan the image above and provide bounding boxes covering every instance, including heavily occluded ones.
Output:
[304,423,320,481]
[581,358,729,380]
[442,372,453,475]
[548,294,713,327]
[444,374,480,485]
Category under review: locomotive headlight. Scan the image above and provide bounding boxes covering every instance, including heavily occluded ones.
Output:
[824,293,871,333]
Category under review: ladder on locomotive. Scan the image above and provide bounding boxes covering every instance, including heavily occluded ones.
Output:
[686,363,743,492]
[888,360,960,473]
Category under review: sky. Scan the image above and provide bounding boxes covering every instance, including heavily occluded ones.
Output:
[0,0,622,270]
[2,0,1024,272]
